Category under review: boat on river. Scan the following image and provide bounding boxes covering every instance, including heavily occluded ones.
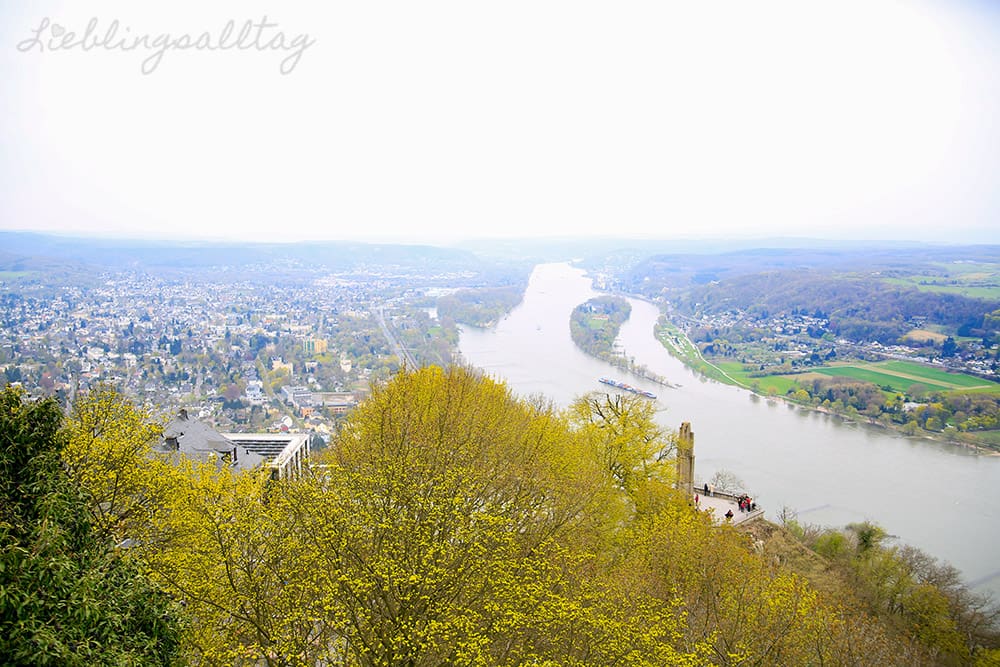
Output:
[598,377,656,399]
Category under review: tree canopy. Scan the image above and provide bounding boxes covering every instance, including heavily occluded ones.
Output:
[0,386,182,665]
[4,370,996,665]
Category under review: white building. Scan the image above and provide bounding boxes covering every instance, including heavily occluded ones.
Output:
[157,410,310,480]
[244,380,266,405]
[222,432,311,480]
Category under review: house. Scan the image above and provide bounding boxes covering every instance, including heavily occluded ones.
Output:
[244,380,266,405]
[156,410,310,480]
[221,432,310,480]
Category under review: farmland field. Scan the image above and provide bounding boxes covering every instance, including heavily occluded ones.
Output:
[811,366,951,392]
[713,359,998,396]
[809,361,997,393]
[882,261,1000,300]
[902,329,947,343]
[716,361,802,394]
[879,360,996,388]
[714,361,750,383]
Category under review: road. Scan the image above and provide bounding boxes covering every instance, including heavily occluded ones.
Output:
[376,307,418,368]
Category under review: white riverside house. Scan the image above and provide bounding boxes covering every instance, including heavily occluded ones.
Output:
[157,410,310,480]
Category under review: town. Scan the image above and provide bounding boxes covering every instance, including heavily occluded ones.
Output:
[0,261,486,444]
[670,307,999,381]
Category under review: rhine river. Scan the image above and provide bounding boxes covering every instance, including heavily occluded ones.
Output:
[459,262,1000,598]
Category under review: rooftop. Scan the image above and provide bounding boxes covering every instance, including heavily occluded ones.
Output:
[155,410,309,476]
[222,432,310,470]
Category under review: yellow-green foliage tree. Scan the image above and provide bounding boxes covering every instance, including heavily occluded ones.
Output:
[55,372,997,665]
[295,366,706,665]
[142,463,331,665]
[568,391,676,514]
[784,516,998,663]
[570,392,673,486]
[64,386,333,665]
[62,383,176,544]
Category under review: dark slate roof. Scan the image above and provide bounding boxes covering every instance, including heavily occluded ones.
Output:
[155,412,266,472]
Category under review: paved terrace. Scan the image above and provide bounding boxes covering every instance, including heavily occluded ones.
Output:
[694,489,765,526]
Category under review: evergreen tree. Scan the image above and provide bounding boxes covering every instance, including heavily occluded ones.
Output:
[0,386,183,665]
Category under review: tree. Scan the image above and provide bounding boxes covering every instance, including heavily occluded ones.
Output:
[141,366,713,665]
[941,336,958,358]
[300,366,611,665]
[142,462,328,666]
[0,386,183,665]
[62,384,175,544]
[709,468,748,495]
[617,494,848,665]
[567,391,676,514]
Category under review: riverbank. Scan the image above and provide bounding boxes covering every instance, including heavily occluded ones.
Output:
[461,262,1000,601]
[654,316,1000,454]
[570,297,675,387]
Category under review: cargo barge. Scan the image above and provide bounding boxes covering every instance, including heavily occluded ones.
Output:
[598,377,657,399]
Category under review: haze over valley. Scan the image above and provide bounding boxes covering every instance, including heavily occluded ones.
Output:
[4,0,1000,662]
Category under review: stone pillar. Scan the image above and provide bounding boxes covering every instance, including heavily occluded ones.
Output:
[676,421,695,497]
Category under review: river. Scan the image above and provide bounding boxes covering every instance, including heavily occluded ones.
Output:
[459,262,1000,597]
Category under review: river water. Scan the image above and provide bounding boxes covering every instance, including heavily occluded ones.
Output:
[459,262,1000,597]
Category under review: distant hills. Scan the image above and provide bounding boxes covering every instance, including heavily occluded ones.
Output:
[0,231,478,271]
[617,244,1000,292]
[0,231,530,286]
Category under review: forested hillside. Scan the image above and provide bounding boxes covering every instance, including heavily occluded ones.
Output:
[619,245,1000,294]
[2,373,998,664]
[675,270,998,343]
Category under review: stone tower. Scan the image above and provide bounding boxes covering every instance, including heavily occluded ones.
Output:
[676,421,695,497]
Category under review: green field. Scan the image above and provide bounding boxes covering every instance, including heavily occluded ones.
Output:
[965,430,1000,448]
[716,361,800,394]
[882,262,1000,300]
[809,360,997,394]
[715,361,749,380]
[879,360,996,388]
[812,366,952,392]
[0,271,32,280]
[884,281,1000,300]
[657,318,999,401]
[711,359,1000,401]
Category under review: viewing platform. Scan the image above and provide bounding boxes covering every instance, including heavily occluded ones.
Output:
[674,421,763,526]
[695,488,765,526]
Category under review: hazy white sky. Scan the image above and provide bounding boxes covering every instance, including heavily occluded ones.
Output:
[2,0,999,244]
